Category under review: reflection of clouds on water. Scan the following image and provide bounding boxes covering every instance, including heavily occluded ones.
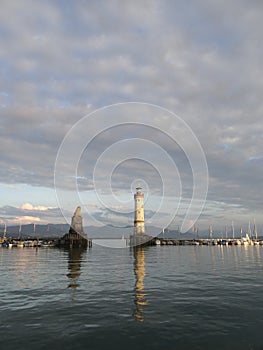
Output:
[93,239,128,249]
[133,247,148,322]
[67,248,85,292]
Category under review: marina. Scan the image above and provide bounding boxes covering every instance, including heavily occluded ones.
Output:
[0,238,57,248]
[152,236,263,246]
[1,236,263,249]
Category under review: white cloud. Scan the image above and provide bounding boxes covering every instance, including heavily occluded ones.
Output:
[10,216,41,225]
[20,203,52,211]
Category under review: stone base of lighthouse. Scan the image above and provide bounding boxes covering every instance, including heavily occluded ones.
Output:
[129,233,153,247]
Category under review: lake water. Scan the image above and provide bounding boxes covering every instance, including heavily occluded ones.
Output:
[0,243,263,350]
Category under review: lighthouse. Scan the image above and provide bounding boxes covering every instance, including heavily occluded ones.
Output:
[130,187,152,246]
[134,187,145,235]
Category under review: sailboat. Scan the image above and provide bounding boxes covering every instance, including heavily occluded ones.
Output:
[252,219,259,245]
[2,224,9,247]
[17,223,24,247]
[222,224,228,245]
[210,224,219,245]
[192,224,199,244]
[235,227,243,245]
[242,221,253,245]
[227,221,234,245]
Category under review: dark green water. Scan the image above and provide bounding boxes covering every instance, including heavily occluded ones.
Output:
[1,244,263,350]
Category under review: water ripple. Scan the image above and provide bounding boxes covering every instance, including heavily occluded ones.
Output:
[0,245,263,350]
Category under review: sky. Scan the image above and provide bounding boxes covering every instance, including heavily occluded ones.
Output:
[0,0,263,234]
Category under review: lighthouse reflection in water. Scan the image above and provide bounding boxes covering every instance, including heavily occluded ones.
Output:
[66,244,148,321]
[133,246,148,322]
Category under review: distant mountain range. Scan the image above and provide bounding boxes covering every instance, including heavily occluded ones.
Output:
[1,223,150,239]
[2,223,69,239]
[1,224,199,239]
[3,224,259,240]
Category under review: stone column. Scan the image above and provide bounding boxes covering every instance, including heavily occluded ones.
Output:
[70,206,84,235]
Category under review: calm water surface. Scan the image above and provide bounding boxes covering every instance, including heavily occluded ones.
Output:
[0,244,263,350]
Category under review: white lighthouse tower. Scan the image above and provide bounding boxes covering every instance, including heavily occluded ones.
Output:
[134,187,145,235]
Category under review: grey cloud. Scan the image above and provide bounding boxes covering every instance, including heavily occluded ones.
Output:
[0,0,263,226]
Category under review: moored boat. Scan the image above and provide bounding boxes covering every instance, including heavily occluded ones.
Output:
[155,239,161,245]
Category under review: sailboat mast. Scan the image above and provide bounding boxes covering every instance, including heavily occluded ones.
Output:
[3,223,6,239]
[231,221,235,239]
[209,224,213,239]
[194,224,198,238]
[18,223,22,239]
[253,218,258,240]
[248,221,252,239]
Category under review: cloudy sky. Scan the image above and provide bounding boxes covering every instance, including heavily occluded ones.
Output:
[1,0,263,234]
